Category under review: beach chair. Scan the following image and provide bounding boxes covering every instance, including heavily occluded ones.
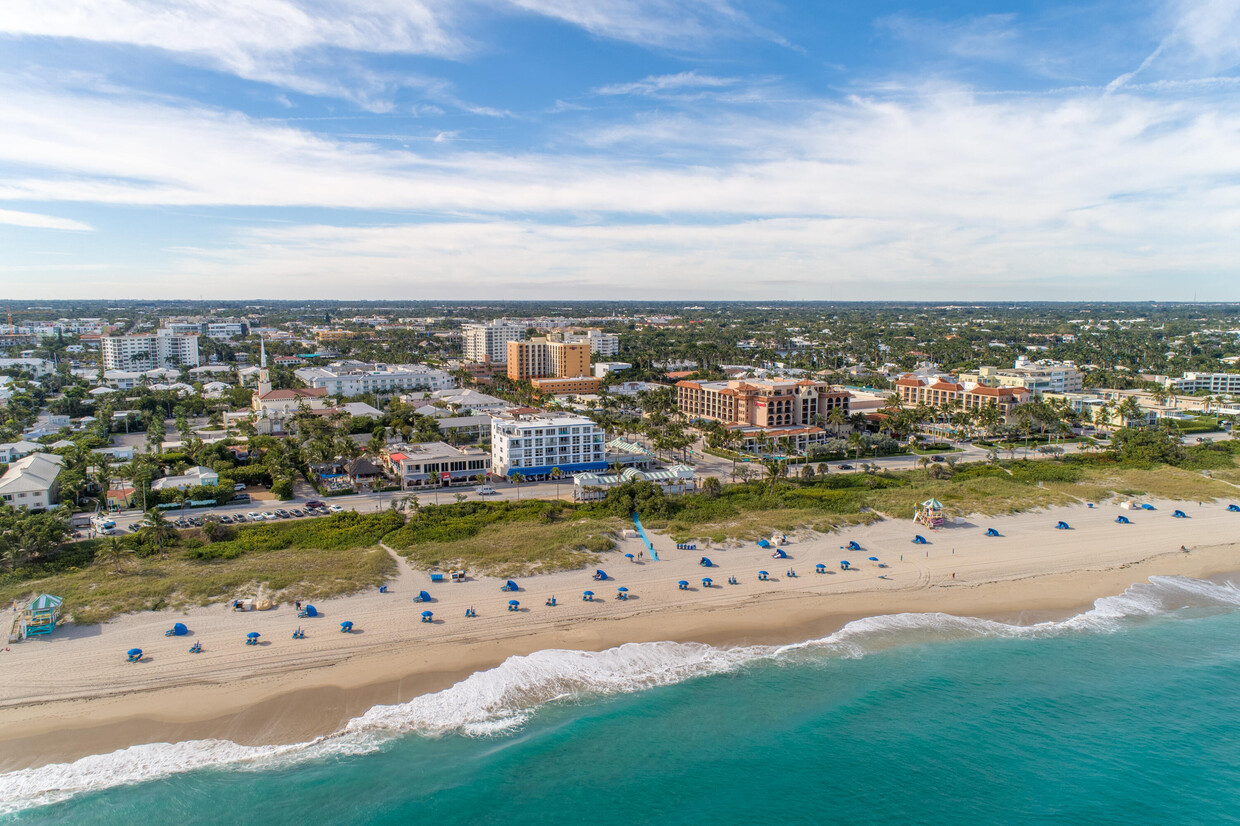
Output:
[702,577,713,588]
[758,571,769,581]
[340,621,354,633]
[423,611,435,622]
[678,580,689,590]
[292,628,305,639]
[126,648,142,662]
[545,597,557,607]
[787,569,796,578]
[815,563,826,574]
[583,591,594,601]
[189,641,202,653]
[378,585,388,593]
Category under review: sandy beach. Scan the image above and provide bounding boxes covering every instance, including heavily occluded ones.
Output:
[2,498,1238,771]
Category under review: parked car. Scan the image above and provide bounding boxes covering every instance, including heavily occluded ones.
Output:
[838,463,854,470]
[328,504,344,513]
[931,455,945,462]
[305,500,325,509]
[234,483,247,492]
[234,514,247,523]
[248,511,262,521]
[231,493,251,504]
[220,515,233,524]
[261,511,277,520]
[475,485,497,495]
[290,509,304,517]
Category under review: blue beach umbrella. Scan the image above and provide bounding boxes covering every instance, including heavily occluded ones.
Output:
[868,556,879,562]
[625,553,635,560]
[421,610,433,618]
[617,586,629,592]
[246,632,260,639]
[127,648,142,656]
[509,599,520,606]
[584,590,594,596]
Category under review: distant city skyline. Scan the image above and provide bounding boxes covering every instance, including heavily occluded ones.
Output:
[2,1,1239,300]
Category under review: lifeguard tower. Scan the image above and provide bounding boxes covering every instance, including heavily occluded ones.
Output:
[10,594,62,641]
[914,498,945,529]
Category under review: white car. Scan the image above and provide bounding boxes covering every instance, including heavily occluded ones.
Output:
[261,511,277,520]
[248,511,262,521]
[328,504,344,513]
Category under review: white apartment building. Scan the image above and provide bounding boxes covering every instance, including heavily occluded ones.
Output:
[162,318,250,340]
[0,453,64,510]
[101,330,200,371]
[1164,372,1240,395]
[462,320,525,364]
[960,357,1083,397]
[490,413,607,479]
[294,362,456,396]
[561,329,620,357]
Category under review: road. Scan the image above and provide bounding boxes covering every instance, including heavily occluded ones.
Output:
[103,428,1232,534]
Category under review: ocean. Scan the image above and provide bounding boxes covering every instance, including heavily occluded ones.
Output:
[6,574,1240,825]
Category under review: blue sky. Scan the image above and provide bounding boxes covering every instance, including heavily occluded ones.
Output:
[1,0,1239,301]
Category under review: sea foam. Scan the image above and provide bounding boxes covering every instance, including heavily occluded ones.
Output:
[3,575,1238,815]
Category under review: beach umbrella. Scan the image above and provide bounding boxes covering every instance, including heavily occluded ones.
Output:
[421,610,433,618]
[868,557,879,562]
[618,586,629,592]
[340,621,353,631]
[127,648,142,656]
[702,577,713,586]
[509,599,520,606]
[758,570,768,576]
[246,632,260,639]
[584,590,594,596]
[678,580,689,587]
[625,553,635,560]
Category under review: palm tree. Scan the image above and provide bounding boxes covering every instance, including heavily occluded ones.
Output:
[511,472,525,501]
[98,537,135,574]
[141,507,177,559]
[550,467,563,500]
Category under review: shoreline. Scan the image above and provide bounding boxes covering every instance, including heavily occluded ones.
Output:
[2,499,1239,771]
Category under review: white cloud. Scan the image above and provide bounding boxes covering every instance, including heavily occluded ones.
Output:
[0,208,93,231]
[499,0,776,49]
[595,70,739,96]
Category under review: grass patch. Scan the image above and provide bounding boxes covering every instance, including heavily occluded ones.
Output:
[385,500,621,577]
[0,512,403,625]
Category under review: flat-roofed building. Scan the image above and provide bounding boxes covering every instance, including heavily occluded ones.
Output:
[383,442,491,489]
[463,320,525,364]
[490,412,606,479]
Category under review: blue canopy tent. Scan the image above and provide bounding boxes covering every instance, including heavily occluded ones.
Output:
[1056,521,1071,530]
[340,621,354,633]
[840,560,851,570]
[757,539,771,548]
[502,580,519,592]
[699,557,713,567]
[1141,504,1156,510]
[985,528,1001,537]
[758,570,769,580]
[847,540,862,551]
[912,535,928,544]
[583,590,595,601]
[1172,510,1188,518]
[593,570,608,581]
[1116,515,1130,524]
[298,604,318,618]
[165,622,189,637]
[421,610,433,622]
[414,591,432,603]
[508,600,520,611]
[815,563,826,573]
[1229,504,1240,512]
[246,631,260,645]
[678,580,689,590]
[702,577,713,587]
[773,548,788,559]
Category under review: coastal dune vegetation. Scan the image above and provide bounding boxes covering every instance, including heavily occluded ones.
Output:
[2,428,1238,625]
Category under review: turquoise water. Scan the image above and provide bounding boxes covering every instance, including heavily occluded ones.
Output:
[7,575,1240,825]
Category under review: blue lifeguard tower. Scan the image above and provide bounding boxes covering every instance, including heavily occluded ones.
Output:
[16,594,62,639]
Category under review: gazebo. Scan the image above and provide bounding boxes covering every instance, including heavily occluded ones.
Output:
[21,594,63,638]
[914,498,945,529]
